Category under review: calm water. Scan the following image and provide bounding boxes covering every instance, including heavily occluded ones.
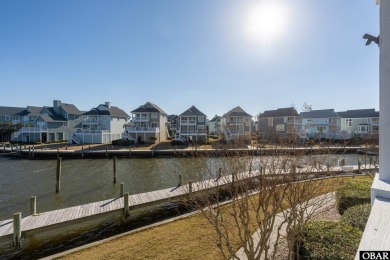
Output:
[0,154,371,221]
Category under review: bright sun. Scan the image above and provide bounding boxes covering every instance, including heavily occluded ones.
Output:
[244,2,288,44]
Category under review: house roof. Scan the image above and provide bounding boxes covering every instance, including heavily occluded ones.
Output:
[300,109,339,118]
[131,102,167,115]
[14,106,43,117]
[337,109,379,118]
[60,103,82,115]
[259,107,298,118]
[83,104,129,118]
[38,114,67,123]
[210,115,221,122]
[223,106,251,117]
[0,106,24,116]
[179,105,206,117]
[168,114,178,121]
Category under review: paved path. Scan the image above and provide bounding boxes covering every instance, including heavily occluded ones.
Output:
[234,192,336,260]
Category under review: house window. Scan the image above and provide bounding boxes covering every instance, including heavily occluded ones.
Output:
[244,126,250,131]
[5,115,10,121]
[367,118,371,123]
[64,113,68,119]
[197,125,205,129]
[372,118,379,123]
[12,116,19,121]
[358,125,369,133]
[198,116,205,122]
[372,125,379,132]
[151,113,158,119]
[151,122,158,128]
[63,123,68,127]
[317,126,326,133]
[346,119,352,127]
[268,118,273,127]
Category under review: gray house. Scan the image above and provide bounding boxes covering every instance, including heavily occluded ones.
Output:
[0,106,25,141]
[221,107,252,141]
[257,107,303,141]
[300,109,342,139]
[176,105,207,143]
[337,109,379,139]
[125,102,168,144]
[13,100,83,143]
[72,102,129,144]
[167,114,179,138]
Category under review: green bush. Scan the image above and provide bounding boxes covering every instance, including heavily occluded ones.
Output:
[112,139,135,146]
[341,203,371,231]
[297,221,362,260]
[335,179,372,214]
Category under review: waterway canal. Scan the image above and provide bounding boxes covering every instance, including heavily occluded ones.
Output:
[0,154,373,221]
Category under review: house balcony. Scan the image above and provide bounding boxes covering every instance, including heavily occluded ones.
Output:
[82,120,102,125]
[180,120,196,125]
[75,129,110,135]
[132,117,149,122]
[177,129,206,135]
[125,127,160,133]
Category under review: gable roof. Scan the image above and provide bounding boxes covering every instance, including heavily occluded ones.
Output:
[131,102,167,115]
[259,107,298,118]
[210,115,221,122]
[223,106,251,117]
[179,105,206,117]
[0,106,24,116]
[60,103,82,115]
[300,109,340,119]
[83,104,129,118]
[337,109,379,118]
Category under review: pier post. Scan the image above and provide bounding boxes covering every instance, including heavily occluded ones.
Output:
[56,157,62,193]
[3,145,5,153]
[124,192,130,217]
[28,147,31,157]
[10,144,13,152]
[120,182,124,197]
[327,163,330,173]
[13,212,22,247]
[32,145,35,157]
[106,146,108,158]
[370,156,372,166]
[358,162,361,173]
[57,147,59,157]
[81,147,84,158]
[30,196,36,215]
[189,181,192,193]
[178,174,182,186]
[113,156,117,184]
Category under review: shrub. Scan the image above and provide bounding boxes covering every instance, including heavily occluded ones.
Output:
[297,221,362,260]
[112,139,135,146]
[335,179,372,214]
[171,140,186,146]
[341,203,371,231]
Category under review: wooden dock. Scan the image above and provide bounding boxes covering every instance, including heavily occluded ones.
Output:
[0,164,377,243]
[0,145,367,159]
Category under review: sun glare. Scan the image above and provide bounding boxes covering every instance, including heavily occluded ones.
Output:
[244,2,288,44]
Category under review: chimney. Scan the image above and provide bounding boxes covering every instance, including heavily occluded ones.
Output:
[53,100,61,108]
[105,102,111,108]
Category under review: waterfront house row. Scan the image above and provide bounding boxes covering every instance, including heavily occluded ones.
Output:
[256,107,379,141]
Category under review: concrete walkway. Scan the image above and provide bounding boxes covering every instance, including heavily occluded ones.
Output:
[234,192,336,260]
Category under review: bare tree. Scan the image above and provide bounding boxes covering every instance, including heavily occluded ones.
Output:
[179,141,340,259]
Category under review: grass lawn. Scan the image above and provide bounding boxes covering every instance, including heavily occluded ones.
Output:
[57,175,372,260]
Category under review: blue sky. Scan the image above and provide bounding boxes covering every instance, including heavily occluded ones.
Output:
[0,0,380,118]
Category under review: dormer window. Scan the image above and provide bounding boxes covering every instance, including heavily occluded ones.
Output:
[198,116,205,122]
[151,113,158,119]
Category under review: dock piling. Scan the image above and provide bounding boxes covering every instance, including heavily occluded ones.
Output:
[358,162,361,173]
[13,212,22,247]
[113,156,117,184]
[30,196,37,215]
[124,192,130,217]
[189,181,192,194]
[178,174,182,186]
[106,146,108,158]
[56,157,62,192]
[120,182,124,197]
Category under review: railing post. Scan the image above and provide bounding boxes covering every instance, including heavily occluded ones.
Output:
[124,192,129,217]
[13,212,22,247]
[56,157,62,192]
[120,182,124,197]
[30,196,36,215]
[113,156,117,183]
